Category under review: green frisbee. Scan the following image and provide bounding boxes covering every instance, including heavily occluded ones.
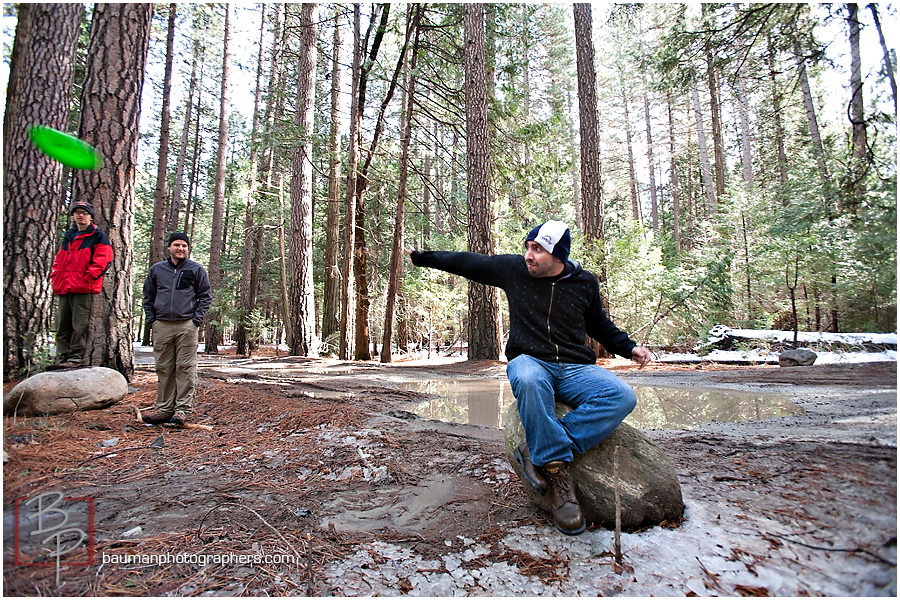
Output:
[29,126,104,170]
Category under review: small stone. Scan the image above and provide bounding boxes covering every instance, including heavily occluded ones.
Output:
[98,437,119,448]
[122,526,143,538]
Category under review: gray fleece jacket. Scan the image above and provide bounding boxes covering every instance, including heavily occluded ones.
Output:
[142,257,212,327]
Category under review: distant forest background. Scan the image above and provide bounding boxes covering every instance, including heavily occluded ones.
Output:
[3,3,896,380]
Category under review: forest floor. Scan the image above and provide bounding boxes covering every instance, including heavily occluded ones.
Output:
[3,354,896,596]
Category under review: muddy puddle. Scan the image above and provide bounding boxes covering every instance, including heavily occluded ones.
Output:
[400,378,803,430]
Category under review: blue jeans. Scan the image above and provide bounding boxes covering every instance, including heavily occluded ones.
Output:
[507,354,637,466]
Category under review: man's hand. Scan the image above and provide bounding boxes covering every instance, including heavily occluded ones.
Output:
[631,346,652,368]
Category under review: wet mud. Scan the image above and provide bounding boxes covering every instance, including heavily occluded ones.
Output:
[3,358,896,596]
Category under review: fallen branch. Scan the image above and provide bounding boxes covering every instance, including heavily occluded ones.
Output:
[765,533,896,566]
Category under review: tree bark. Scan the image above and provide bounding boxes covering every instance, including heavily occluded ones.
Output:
[322,6,343,344]
[794,38,832,193]
[643,89,659,234]
[143,2,177,347]
[767,36,789,188]
[736,70,754,191]
[847,3,867,202]
[339,5,364,360]
[707,48,725,199]
[573,3,603,242]
[665,90,682,253]
[168,30,200,232]
[234,3,268,356]
[288,3,319,357]
[73,3,153,379]
[690,76,717,214]
[463,3,501,360]
[204,4,231,354]
[150,3,176,265]
[867,3,897,111]
[352,4,412,361]
[622,89,640,222]
[382,5,421,363]
[2,3,83,379]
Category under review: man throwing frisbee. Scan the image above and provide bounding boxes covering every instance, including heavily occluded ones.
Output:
[49,201,113,368]
[407,220,651,535]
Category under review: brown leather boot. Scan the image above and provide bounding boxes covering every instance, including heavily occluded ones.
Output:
[142,410,173,425]
[514,443,548,494]
[544,461,586,535]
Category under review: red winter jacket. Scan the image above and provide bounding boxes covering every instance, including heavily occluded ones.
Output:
[50,223,113,295]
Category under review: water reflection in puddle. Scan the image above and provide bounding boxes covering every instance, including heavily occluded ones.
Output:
[402,378,803,430]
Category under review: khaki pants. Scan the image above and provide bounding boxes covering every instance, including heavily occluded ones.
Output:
[56,293,95,363]
[152,320,198,415]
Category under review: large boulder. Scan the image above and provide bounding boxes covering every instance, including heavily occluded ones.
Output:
[4,367,128,417]
[778,348,817,367]
[504,403,684,532]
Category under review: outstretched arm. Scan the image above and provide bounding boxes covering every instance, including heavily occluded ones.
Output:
[406,248,513,288]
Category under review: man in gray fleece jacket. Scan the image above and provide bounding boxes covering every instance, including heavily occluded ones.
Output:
[141,232,212,426]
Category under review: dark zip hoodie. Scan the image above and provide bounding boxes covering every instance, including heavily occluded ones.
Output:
[410,250,636,364]
[142,257,213,327]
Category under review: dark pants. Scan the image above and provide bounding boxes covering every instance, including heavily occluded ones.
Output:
[56,293,94,363]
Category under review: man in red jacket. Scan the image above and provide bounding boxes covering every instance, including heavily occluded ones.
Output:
[49,201,113,368]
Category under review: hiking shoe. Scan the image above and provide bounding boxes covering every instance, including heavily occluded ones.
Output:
[170,411,188,426]
[142,411,173,425]
[514,442,548,494]
[544,461,586,536]
[59,360,82,369]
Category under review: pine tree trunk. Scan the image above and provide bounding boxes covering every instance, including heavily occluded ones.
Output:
[277,177,292,345]
[868,3,897,111]
[690,77,717,214]
[339,5,363,360]
[622,90,640,222]
[573,3,603,243]
[736,70,754,192]
[665,91,682,253]
[794,38,832,193]
[382,5,421,363]
[350,4,409,361]
[235,4,268,356]
[567,88,582,232]
[767,36,789,188]
[150,3,176,265]
[74,3,153,378]
[643,90,659,234]
[464,3,501,361]
[707,50,726,199]
[847,3,867,202]
[204,4,231,354]
[422,126,433,242]
[3,3,83,379]
[260,3,285,186]
[322,6,343,343]
[288,2,319,357]
[143,3,176,347]
[168,28,200,233]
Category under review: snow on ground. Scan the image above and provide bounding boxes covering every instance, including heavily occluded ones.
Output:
[658,348,897,365]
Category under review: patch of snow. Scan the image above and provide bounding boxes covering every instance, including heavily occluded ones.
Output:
[659,349,896,364]
[704,325,897,346]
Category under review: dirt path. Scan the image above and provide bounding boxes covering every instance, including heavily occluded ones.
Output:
[3,359,896,596]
